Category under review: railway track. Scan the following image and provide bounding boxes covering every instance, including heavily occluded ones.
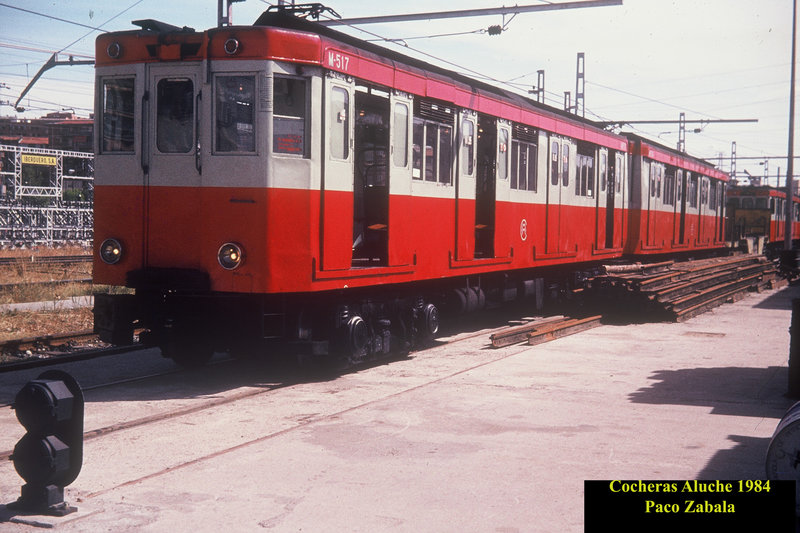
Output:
[0,255,786,468]
[0,307,587,465]
[0,254,91,266]
[0,277,92,294]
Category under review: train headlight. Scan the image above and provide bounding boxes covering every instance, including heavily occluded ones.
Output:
[106,42,122,59]
[99,238,123,265]
[218,242,244,270]
[224,38,240,55]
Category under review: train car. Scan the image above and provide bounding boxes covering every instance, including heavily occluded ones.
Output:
[726,185,800,254]
[91,7,725,366]
[624,134,728,255]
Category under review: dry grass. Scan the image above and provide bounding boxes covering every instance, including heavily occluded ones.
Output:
[0,245,100,340]
[0,307,94,342]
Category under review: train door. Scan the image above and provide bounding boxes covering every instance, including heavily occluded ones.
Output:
[677,170,687,244]
[321,75,355,270]
[455,110,477,260]
[387,92,414,266]
[545,136,564,253]
[608,150,625,248]
[698,177,708,244]
[352,84,390,266]
[144,63,202,268]
[645,162,660,247]
[597,149,609,249]
[475,114,497,258]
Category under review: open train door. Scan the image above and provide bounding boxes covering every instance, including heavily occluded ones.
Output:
[474,114,497,258]
[320,75,354,270]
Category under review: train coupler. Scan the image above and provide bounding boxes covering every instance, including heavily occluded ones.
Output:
[93,293,137,345]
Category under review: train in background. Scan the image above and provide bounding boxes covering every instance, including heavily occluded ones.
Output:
[726,185,800,257]
[92,6,731,367]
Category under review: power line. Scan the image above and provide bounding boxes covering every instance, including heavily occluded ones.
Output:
[0,3,104,31]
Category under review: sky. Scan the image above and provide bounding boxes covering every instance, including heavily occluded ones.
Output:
[0,0,796,183]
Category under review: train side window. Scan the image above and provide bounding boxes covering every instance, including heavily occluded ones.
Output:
[439,124,453,184]
[510,141,538,192]
[700,178,709,205]
[527,144,537,191]
[101,77,135,153]
[393,102,409,167]
[215,75,255,152]
[550,141,559,186]
[511,125,537,192]
[709,181,717,209]
[274,76,308,157]
[656,166,662,198]
[328,85,349,160]
[663,172,674,206]
[412,117,453,185]
[497,128,509,180]
[676,170,683,202]
[649,164,656,198]
[425,122,437,182]
[156,78,194,153]
[511,141,520,189]
[412,118,423,179]
[688,175,698,207]
[461,119,474,176]
[600,153,607,192]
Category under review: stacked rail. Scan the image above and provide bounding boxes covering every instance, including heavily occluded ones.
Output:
[587,255,781,322]
[489,315,603,348]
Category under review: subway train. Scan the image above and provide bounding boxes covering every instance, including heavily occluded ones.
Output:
[726,185,800,256]
[92,7,731,366]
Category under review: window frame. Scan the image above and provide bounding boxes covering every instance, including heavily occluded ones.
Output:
[100,76,136,154]
[214,73,257,154]
[273,74,310,158]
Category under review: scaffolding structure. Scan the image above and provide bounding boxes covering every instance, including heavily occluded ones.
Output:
[0,144,94,246]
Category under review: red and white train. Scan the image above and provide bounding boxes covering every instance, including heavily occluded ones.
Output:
[92,7,730,366]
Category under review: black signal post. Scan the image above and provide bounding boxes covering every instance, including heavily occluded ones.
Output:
[8,370,84,516]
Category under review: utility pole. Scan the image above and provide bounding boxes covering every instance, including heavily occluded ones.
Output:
[786,0,797,250]
[575,52,585,117]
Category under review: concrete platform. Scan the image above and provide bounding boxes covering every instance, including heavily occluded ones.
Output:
[0,283,798,531]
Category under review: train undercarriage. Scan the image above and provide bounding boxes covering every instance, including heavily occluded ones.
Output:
[93,268,561,368]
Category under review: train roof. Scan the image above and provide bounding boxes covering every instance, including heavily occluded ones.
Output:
[622,132,729,181]
[727,184,799,200]
[253,11,597,126]
[96,6,731,171]
[251,10,631,151]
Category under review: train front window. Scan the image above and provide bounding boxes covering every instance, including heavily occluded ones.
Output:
[102,77,135,153]
[215,75,255,152]
[274,76,308,156]
[156,78,194,153]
